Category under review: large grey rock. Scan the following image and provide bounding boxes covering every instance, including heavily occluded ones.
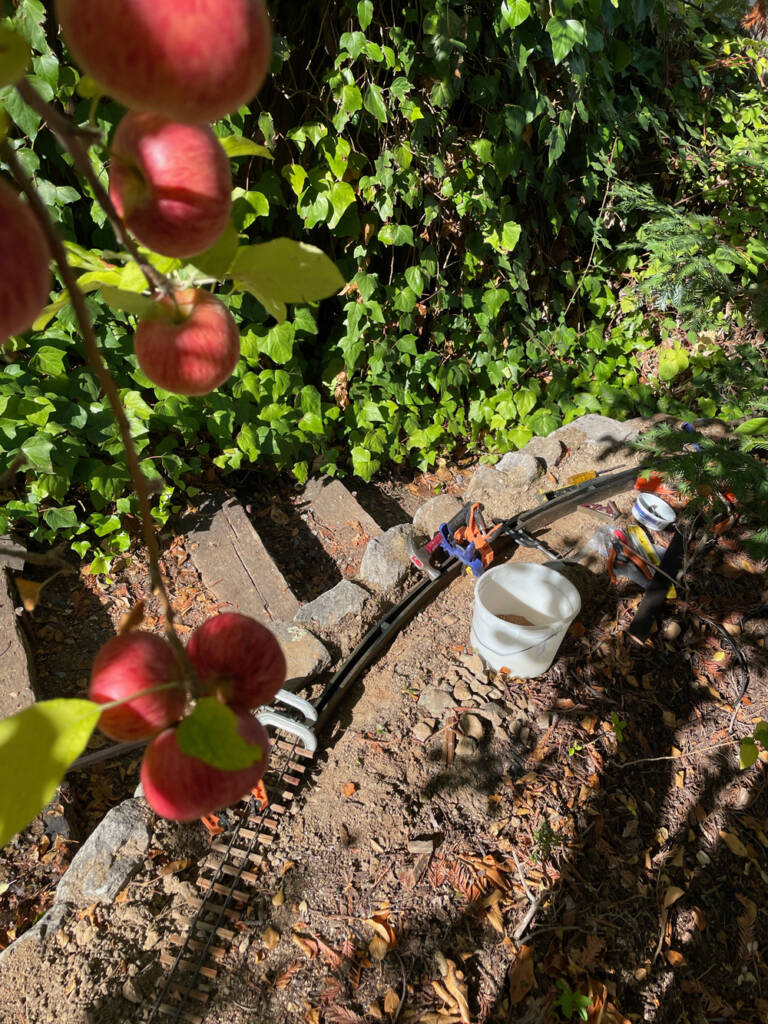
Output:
[412,494,463,540]
[465,464,534,520]
[269,619,331,690]
[359,524,414,592]
[0,567,36,721]
[494,451,541,482]
[552,414,638,453]
[55,798,151,905]
[295,580,369,630]
[520,434,564,469]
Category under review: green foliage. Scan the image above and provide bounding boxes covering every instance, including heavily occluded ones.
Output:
[3,0,768,564]
[741,720,768,770]
[176,698,267,771]
[0,699,100,848]
[554,979,591,1021]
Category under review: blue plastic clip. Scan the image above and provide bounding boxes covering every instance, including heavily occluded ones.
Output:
[438,522,485,577]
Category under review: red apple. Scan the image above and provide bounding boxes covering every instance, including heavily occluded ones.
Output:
[89,632,185,742]
[0,179,50,343]
[187,613,287,710]
[140,712,269,821]
[55,0,272,124]
[109,113,232,259]
[134,288,240,396]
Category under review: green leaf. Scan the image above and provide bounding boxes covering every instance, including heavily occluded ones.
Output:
[0,699,101,848]
[658,347,689,383]
[545,17,586,64]
[340,83,363,115]
[328,180,356,229]
[21,433,54,472]
[735,418,768,436]
[378,223,414,246]
[176,698,267,771]
[358,0,373,30]
[741,737,759,770]
[42,506,79,530]
[487,220,521,253]
[99,287,154,317]
[29,345,66,376]
[218,134,273,160]
[754,721,768,749]
[364,83,388,123]
[190,221,240,279]
[0,24,31,88]
[260,322,295,364]
[501,0,531,30]
[229,239,345,324]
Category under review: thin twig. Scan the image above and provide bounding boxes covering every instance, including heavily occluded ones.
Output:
[513,891,548,941]
[0,139,198,695]
[618,738,735,768]
[16,79,171,297]
[511,848,536,903]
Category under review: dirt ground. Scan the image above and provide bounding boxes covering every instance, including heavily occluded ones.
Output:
[2,458,768,1024]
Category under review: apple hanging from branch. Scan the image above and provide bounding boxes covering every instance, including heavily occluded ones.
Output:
[134,288,241,396]
[140,710,269,821]
[0,178,51,343]
[109,112,232,259]
[89,632,186,741]
[187,613,287,710]
[54,0,272,124]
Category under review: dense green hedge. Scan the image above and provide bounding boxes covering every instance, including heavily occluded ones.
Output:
[1,0,768,568]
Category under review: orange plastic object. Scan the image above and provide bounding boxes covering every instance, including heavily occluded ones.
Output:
[251,778,269,810]
[201,812,225,837]
[453,502,500,569]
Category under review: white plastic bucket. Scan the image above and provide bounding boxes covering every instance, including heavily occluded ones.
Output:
[470,562,582,677]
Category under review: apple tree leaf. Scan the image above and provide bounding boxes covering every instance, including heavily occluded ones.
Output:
[0,699,101,848]
[219,134,273,160]
[754,720,768,749]
[741,737,759,770]
[176,698,266,771]
[99,287,154,317]
[0,24,31,88]
[229,238,345,323]
[735,417,768,436]
[190,221,240,279]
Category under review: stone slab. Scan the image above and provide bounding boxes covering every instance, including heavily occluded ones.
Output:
[269,620,331,690]
[187,493,299,625]
[295,579,369,630]
[412,494,464,540]
[359,524,414,592]
[301,477,382,575]
[0,567,36,721]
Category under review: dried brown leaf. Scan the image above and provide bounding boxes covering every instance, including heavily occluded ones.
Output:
[508,944,535,1005]
[719,830,750,858]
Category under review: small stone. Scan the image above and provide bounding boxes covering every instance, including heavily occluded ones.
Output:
[412,494,464,540]
[468,679,491,698]
[455,736,477,758]
[459,652,486,678]
[122,978,143,1004]
[519,726,530,745]
[418,687,453,717]
[535,713,552,730]
[465,465,532,520]
[407,837,437,855]
[664,621,682,640]
[443,613,459,626]
[460,714,484,741]
[359,524,414,592]
[412,722,433,743]
[453,682,472,702]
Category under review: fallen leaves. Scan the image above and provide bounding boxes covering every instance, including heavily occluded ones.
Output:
[507,944,535,1004]
[432,955,471,1024]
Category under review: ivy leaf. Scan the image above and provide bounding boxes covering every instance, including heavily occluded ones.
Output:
[176,698,266,771]
[230,238,345,324]
[501,0,531,30]
[364,83,388,123]
[340,83,363,115]
[545,18,586,64]
[358,0,374,30]
[487,220,521,253]
[218,134,273,160]
[0,699,101,848]
[735,417,768,436]
[0,24,31,88]
[328,181,356,229]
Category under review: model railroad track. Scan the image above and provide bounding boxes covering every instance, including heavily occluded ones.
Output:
[145,735,313,1024]
[144,464,654,1022]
